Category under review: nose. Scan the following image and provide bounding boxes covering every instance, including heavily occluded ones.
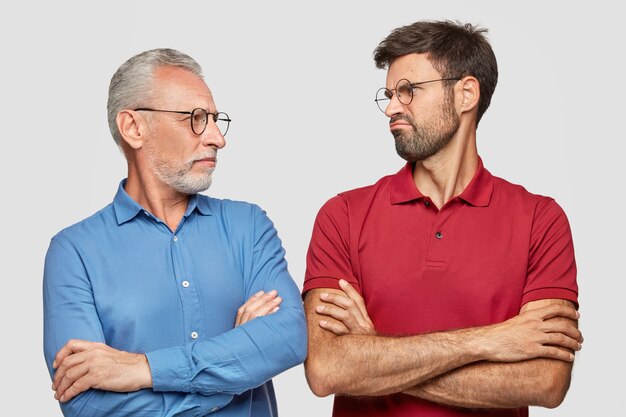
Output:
[201,119,226,149]
[384,93,405,118]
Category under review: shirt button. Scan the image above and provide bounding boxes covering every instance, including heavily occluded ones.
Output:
[191,331,198,339]
[424,201,430,207]
[182,280,190,288]
[173,236,178,242]
[435,231,443,239]
[143,211,149,216]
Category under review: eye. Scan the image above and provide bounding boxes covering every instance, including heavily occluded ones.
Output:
[192,111,207,124]
[397,83,412,96]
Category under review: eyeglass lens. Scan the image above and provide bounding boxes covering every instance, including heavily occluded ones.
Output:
[375,79,414,113]
[191,108,230,136]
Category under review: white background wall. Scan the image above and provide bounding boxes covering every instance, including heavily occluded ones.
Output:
[1,1,623,415]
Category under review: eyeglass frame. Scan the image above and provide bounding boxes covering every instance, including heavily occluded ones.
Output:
[134,107,231,136]
[374,78,460,113]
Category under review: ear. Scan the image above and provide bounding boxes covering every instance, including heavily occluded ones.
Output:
[457,76,480,116]
[116,110,146,150]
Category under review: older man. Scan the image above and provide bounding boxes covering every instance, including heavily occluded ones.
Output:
[304,21,581,416]
[43,48,306,417]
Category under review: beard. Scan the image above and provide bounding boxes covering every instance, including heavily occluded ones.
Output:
[147,149,216,195]
[392,96,460,162]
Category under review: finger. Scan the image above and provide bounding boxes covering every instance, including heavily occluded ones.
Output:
[538,346,576,362]
[53,352,88,389]
[53,339,102,369]
[319,319,350,336]
[543,321,583,342]
[250,296,283,318]
[338,279,369,318]
[55,362,89,400]
[242,291,265,307]
[60,374,94,403]
[536,304,580,321]
[244,290,278,313]
[544,332,582,352]
[321,291,369,328]
[237,291,267,325]
[240,292,280,324]
[316,303,352,326]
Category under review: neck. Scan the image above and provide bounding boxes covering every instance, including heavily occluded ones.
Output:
[124,160,190,232]
[413,122,479,209]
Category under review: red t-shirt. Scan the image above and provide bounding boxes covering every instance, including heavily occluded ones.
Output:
[303,160,578,417]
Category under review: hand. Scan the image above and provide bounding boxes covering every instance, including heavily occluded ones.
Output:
[52,339,152,403]
[316,279,376,336]
[480,303,582,363]
[235,289,282,326]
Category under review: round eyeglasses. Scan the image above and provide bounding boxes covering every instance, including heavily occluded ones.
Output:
[134,107,231,136]
[374,78,460,113]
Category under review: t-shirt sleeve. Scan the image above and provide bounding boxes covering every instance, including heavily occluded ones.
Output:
[303,195,361,296]
[521,198,579,307]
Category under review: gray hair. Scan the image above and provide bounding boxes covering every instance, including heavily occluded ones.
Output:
[107,48,203,146]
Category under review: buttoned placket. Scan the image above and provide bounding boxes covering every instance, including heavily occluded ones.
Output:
[423,199,461,268]
[169,214,205,342]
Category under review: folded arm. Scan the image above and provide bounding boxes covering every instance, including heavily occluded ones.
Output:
[44,206,306,415]
[304,282,580,398]
[404,298,578,409]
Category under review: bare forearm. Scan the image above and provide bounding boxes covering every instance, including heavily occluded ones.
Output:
[406,301,578,409]
[308,329,488,397]
[305,290,580,399]
[304,289,491,397]
[405,358,572,409]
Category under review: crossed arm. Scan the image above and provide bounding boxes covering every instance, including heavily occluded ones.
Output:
[304,280,581,408]
[51,290,286,403]
[44,207,307,416]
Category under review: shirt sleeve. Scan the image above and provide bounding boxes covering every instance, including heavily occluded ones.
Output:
[43,236,233,417]
[302,195,361,296]
[521,198,579,307]
[146,205,307,395]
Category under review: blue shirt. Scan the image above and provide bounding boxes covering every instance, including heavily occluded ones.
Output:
[43,181,307,417]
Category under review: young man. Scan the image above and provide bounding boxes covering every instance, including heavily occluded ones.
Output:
[304,21,581,416]
[44,48,306,417]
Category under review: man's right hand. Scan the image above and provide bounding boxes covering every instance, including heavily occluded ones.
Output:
[479,303,582,363]
[235,290,282,326]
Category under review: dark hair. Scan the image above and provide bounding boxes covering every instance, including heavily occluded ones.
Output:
[374,20,498,124]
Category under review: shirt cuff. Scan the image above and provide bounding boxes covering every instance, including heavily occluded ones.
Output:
[146,345,190,392]
[520,287,579,308]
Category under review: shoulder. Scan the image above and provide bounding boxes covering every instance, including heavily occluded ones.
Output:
[317,173,396,217]
[199,194,266,218]
[490,174,570,228]
[491,174,561,212]
[51,204,116,249]
[198,195,275,235]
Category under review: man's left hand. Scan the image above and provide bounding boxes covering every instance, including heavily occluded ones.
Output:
[316,279,376,336]
[52,339,152,403]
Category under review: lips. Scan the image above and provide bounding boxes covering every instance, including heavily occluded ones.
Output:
[195,157,217,163]
[389,116,413,131]
[389,121,411,130]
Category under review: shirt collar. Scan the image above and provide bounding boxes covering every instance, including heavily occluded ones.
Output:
[113,180,144,225]
[188,194,213,216]
[113,180,213,225]
[390,157,493,207]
